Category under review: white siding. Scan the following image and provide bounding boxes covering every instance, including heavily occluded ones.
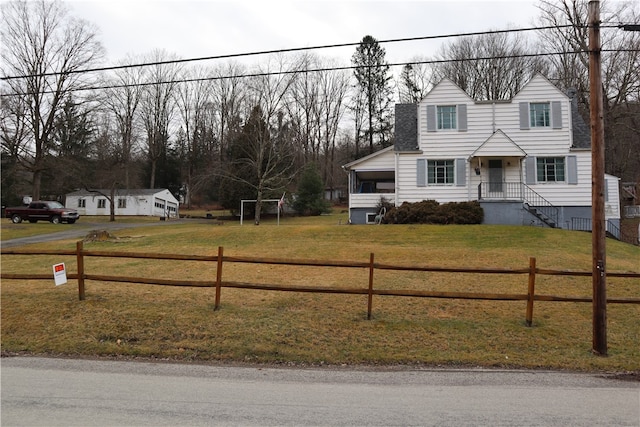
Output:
[522,151,591,206]
[344,73,622,224]
[349,193,396,209]
[65,189,179,217]
[509,75,572,154]
[605,174,620,220]
[347,146,396,171]
[411,73,591,207]
[396,154,470,203]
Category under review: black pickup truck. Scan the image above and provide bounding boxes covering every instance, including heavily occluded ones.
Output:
[5,201,80,224]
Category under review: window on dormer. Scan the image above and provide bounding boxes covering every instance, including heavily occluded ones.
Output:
[530,102,550,127]
[437,106,457,130]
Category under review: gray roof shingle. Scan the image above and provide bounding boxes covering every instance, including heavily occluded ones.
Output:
[567,88,591,149]
[394,104,418,152]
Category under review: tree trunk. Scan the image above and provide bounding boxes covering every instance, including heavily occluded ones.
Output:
[32,169,42,200]
[149,160,157,189]
[254,188,263,225]
[109,187,116,222]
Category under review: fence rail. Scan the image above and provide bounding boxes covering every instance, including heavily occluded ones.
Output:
[2,242,639,327]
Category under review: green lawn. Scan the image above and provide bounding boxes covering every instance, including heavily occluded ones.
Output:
[1,216,639,372]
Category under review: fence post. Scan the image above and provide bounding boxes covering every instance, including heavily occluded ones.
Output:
[76,240,85,301]
[214,246,223,311]
[526,257,536,326]
[367,253,374,320]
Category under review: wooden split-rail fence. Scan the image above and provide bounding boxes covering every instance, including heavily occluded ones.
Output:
[1,241,639,326]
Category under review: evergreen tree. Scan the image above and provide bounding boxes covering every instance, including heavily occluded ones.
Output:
[351,35,394,155]
[293,164,330,216]
[398,64,421,104]
[48,96,95,195]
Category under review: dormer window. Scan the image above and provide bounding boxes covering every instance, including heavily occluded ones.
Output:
[427,104,467,132]
[437,106,457,130]
[530,102,550,127]
[519,101,562,130]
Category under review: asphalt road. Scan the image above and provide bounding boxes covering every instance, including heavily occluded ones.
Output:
[0,218,191,249]
[1,357,639,426]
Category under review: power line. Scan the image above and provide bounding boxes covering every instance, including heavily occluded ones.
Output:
[3,48,636,98]
[1,24,578,81]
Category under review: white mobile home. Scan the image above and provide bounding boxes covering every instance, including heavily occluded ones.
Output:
[343,74,621,235]
[65,189,179,218]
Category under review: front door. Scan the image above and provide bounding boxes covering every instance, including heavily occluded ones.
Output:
[489,160,503,194]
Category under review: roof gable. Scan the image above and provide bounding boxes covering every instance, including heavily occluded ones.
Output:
[512,73,567,101]
[342,146,395,170]
[469,130,527,159]
[422,77,475,103]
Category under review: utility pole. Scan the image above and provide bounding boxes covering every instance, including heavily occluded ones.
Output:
[588,0,607,356]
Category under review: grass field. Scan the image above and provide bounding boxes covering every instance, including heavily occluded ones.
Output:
[1,211,639,372]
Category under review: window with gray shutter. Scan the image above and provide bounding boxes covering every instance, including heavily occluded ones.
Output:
[455,158,466,186]
[567,155,578,184]
[426,105,436,132]
[551,101,562,129]
[417,158,426,186]
[525,157,536,184]
[519,102,530,130]
[457,104,467,132]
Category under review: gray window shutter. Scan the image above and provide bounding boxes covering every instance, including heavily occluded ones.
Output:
[426,105,436,132]
[567,155,578,184]
[525,157,536,184]
[457,104,467,132]
[604,179,609,201]
[455,158,466,186]
[519,102,529,130]
[417,159,426,187]
[551,101,562,129]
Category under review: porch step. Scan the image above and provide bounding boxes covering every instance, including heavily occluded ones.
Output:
[523,203,557,228]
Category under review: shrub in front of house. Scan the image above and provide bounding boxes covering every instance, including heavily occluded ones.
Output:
[383,200,483,224]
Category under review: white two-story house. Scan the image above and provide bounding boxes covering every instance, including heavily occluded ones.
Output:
[344,74,621,234]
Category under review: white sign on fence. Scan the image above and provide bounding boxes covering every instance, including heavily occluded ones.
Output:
[53,263,67,286]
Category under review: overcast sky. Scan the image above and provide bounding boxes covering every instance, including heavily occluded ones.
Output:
[67,0,541,67]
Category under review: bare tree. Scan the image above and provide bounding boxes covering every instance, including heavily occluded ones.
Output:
[434,30,545,101]
[287,53,322,166]
[175,66,215,208]
[101,56,145,189]
[237,55,298,224]
[536,0,640,180]
[316,62,350,195]
[398,60,435,103]
[139,50,182,189]
[212,62,247,163]
[0,0,104,200]
[1,90,31,203]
